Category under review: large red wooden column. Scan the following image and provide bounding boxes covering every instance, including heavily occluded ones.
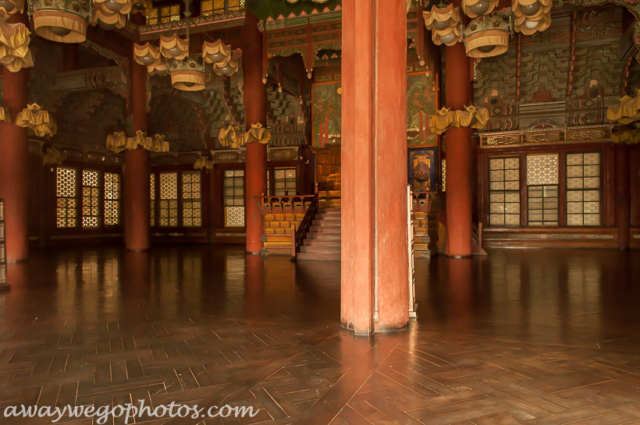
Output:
[0,13,30,262]
[444,14,473,258]
[124,13,151,251]
[243,12,267,254]
[615,144,631,250]
[341,0,409,335]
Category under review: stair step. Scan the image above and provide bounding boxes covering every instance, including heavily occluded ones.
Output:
[313,219,340,227]
[297,252,341,261]
[306,233,341,241]
[309,226,341,234]
[303,240,341,247]
[318,208,341,213]
[315,213,341,220]
[300,246,340,254]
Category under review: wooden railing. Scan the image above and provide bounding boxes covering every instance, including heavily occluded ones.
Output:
[473,222,484,250]
[260,194,316,215]
[291,194,319,257]
[411,191,432,213]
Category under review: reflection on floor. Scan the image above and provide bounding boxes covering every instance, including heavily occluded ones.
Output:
[1,246,640,424]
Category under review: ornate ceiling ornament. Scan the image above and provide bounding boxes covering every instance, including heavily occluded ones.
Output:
[213,56,239,77]
[464,16,510,58]
[169,57,205,91]
[202,39,231,65]
[430,105,490,135]
[512,0,551,35]
[607,90,640,125]
[160,34,188,60]
[43,146,67,165]
[285,0,330,3]
[194,154,213,170]
[91,0,132,30]
[0,0,24,16]
[0,18,33,72]
[423,4,463,46]
[133,42,159,65]
[106,130,169,153]
[15,104,57,138]
[463,0,499,18]
[31,0,91,44]
[148,60,167,76]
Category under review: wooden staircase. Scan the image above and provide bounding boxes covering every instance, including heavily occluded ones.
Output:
[297,195,341,261]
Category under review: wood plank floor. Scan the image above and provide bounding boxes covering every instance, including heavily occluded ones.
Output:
[1,246,640,424]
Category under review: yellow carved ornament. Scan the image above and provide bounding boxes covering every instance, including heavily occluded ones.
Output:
[612,130,640,145]
[15,104,57,138]
[218,123,272,148]
[607,90,640,125]
[106,130,169,153]
[0,19,33,73]
[0,107,10,124]
[194,155,213,170]
[43,146,67,166]
[430,105,490,135]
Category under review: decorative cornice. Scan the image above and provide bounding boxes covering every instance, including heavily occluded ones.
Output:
[479,124,614,148]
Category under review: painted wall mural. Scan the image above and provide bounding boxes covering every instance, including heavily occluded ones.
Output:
[312,82,341,148]
[407,72,437,146]
[311,73,437,148]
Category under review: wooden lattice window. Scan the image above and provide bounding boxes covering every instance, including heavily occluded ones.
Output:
[150,173,156,227]
[567,152,601,226]
[182,172,202,227]
[527,154,559,226]
[56,167,77,228]
[147,4,181,25]
[201,0,244,15]
[82,170,100,228]
[224,169,244,227]
[201,0,225,15]
[274,167,297,196]
[228,0,245,12]
[104,173,121,226]
[489,157,520,227]
[159,172,178,227]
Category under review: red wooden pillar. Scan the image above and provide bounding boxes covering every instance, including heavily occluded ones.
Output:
[615,144,630,250]
[243,11,267,254]
[0,13,29,262]
[444,11,473,258]
[341,0,408,335]
[124,13,151,251]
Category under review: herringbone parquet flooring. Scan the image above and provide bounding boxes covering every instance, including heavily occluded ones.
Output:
[0,246,640,424]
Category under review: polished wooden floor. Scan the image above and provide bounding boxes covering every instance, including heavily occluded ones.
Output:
[1,246,640,424]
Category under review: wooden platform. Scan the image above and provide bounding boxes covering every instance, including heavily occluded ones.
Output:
[0,246,640,424]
